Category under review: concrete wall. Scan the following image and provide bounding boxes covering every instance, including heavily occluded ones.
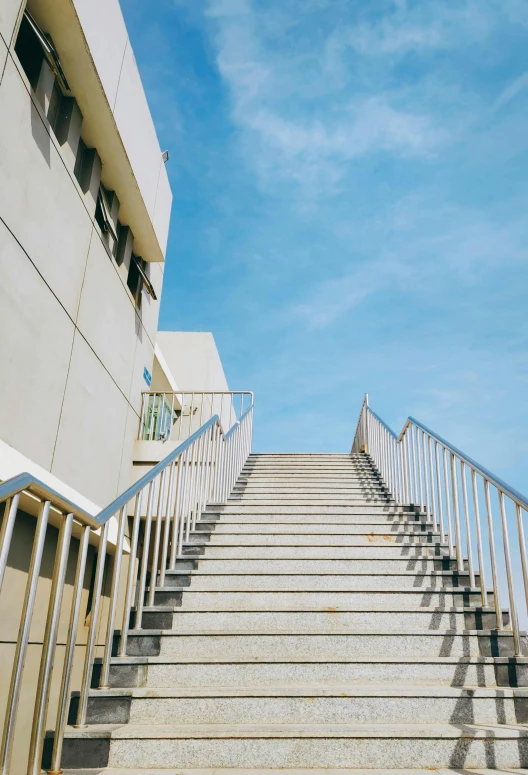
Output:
[0,0,172,507]
[156,331,230,392]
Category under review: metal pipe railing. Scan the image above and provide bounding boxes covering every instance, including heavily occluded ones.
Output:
[352,394,528,657]
[0,398,253,775]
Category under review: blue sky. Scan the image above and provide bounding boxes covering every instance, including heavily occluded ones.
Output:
[121,0,528,492]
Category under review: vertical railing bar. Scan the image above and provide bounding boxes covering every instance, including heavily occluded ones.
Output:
[442,446,453,557]
[460,462,475,589]
[422,431,431,522]
[427,435,437,532]
[450,452,464,573]
[48,525,90,775]
[99,505,128,688]
[159,463,177,588]
[75,519,110,727]
[135,481,155,629]
[28,512,74,775]
[515,504,528,616]
[484,479,502,631]
[471,470,488,606]
[0,500,50,775]
[147,470,167,607]
[498,491,521,655]
[118,492,143,657]
[434,441,445,542]
[0,494,19,590]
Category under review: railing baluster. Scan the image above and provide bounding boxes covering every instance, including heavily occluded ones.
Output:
[442,447,453,557]
[0,494,19,590]
[450,453,464,573]
[135,481,155,629]
[471,470,487,606]
[484,480,502,631]
[28,512,74,775]
[75,519,110,727]
[516,504,528,615]
[460,462,475,588]
[0,500,50,775]
[118,493,143,657]
[498,491,521,654]
[48,525,90,774]
[99,505,128,688]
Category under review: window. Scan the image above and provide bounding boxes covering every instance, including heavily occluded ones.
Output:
[18,9,70,92]
[127,254,157,305]
[95,185,119,256]
[14,14,44,89]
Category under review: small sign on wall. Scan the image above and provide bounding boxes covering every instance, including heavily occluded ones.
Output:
[143,367,152,387]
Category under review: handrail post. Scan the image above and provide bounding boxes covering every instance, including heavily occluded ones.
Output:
[498,491,521,654]
[0,501,50,775]
[28,512,74,775]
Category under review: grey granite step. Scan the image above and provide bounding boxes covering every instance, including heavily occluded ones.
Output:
[54,722,528,769]
[82,685,525,726]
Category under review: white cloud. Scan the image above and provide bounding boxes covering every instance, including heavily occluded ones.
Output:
[205,0,450,196]
[495,71,528,110]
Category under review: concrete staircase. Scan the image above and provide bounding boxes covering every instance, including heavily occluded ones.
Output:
[56,452,528,773]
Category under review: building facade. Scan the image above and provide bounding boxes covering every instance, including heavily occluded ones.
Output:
[0,0,172,508]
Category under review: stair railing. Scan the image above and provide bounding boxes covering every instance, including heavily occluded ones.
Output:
[352,394,528,658]
[0,400,253,775]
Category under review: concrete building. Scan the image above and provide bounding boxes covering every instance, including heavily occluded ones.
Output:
[0,0,172,510]
[0,2,233,772]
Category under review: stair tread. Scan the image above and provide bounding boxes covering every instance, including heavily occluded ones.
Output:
[60,722,528,739]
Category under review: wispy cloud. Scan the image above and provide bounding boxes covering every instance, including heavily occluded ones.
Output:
[205,0,451,196]
[495,71,528,110]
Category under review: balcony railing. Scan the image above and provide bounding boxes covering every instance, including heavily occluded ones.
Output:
[139,391,253,442]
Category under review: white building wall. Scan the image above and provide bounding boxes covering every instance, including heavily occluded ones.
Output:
[0,0,173,506]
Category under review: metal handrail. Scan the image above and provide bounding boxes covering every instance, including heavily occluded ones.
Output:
[0,400,254,775]
[352,395,528,660]
[402,416,528,512]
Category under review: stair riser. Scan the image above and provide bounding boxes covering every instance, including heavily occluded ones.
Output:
[142,660,498,689]
[157,633,521,660]
[73,737,528,769]
[83,695,519,726]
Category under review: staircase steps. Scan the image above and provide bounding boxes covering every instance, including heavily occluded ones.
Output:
[52,452,528,772]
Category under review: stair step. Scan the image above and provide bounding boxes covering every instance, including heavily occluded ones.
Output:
[84,686,525,726]
[162,559,461,573]
[163,573,475,591]
[57,723,528,769]
[106,655,503,689]
[138,609,497,631]
[162,590,490,608]
[150,630,522,660]
[192,536,448,560]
